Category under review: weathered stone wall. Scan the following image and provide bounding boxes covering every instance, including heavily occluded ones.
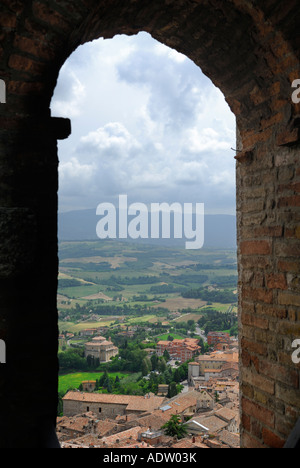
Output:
[0,0,299,448]
[63,400,127,419]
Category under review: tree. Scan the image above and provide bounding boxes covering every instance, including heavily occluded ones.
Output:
[161,415,188,439]
[99,369,109,387]
[157,357,167,373]
[173,368,182,383]
[163,349,170,361]
[150,353,159,371]
[167,381,178,398]
[141,358,151,376]
[58,348,87,372]
[106,380,113,393]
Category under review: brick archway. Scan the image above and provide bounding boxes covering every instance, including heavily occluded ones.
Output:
[0,0,299,448]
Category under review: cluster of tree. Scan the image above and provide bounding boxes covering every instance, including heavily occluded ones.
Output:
[59,262,113,272]
[105,285,123,292]
[93,357,190,398]
[172,320,196,334]
[141,352,168,376]
[131,294,165,303]
[68,271,210,290]
[193,263,237,271]
[58,278,84,289]
[58,348,88,372]
[197,310,238,336]
[101,275,161,286]
[58,243,107,260]
[78,370,122,394]
[149,284,183,294]
[170,274,208,285]
[212,275,238,288]
[182,287,237,304]
[59,301,169,323]
[140,371,183,398]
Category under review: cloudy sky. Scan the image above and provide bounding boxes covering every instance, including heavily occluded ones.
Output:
[50,32,236,215]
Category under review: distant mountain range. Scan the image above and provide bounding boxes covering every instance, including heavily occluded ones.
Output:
[58,208,237,249]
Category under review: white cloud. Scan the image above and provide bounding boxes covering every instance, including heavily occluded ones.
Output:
[78,122,141,161]
[51,67,86,118]
[51,32,236,214]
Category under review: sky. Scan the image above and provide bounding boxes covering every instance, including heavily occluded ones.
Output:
[50,32,236,215]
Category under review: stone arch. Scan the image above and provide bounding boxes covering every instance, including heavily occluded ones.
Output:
[0,0,300,448]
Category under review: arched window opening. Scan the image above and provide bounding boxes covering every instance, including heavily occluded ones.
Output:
[50,31,239,445]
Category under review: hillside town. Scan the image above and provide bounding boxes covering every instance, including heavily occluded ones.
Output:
[56,334,240,449]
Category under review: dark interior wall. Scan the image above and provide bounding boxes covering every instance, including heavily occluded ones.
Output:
[0,0,299,448]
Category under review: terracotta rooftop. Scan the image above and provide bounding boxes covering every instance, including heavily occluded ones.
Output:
[197,351,238,362]
[101,426,148,446]
[63,391,165,412]
[126,412,168,431]
[119,441,152,449]
[193,415,229,433]
[171,439,198,449]
[57,416,90,433]
[156,390,202,417]
[219,430,240,448]
[215,407,238,422]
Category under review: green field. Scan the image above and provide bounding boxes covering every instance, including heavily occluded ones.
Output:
[57,240,238,333]
[59,319,119,333]
[58,371,129,394]
[155,333,186,341]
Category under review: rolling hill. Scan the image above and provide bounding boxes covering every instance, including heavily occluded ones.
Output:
[58,209,237,250]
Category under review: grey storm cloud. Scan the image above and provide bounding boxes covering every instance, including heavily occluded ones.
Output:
[116,44,209,130]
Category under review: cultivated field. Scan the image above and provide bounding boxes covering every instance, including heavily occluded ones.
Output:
[57,240,238,333]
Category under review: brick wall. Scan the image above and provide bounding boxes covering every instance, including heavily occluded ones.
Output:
[0,0,299,448]
[237,141,300,448]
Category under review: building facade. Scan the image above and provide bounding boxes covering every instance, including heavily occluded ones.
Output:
[156,338,201,362]
[84,336,118,363]
[63,391,166,419]
[207,332,231,349]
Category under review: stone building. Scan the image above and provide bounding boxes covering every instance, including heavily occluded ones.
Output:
[62,391,166,419]
[196,390,214,411]
[81,381,96,393]
[207,332,231,350]
[156,338,201,362]
[84,336,118,363]
[188,351,239,385]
